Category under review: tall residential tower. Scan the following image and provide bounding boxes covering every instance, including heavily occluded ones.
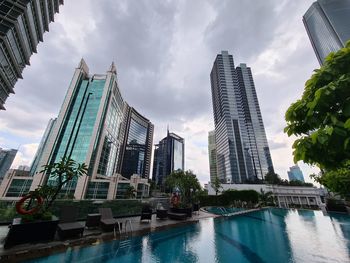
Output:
[303,0,350,65]
[0,148,17,183]
[210,51,273,183]
[0,0,64,109]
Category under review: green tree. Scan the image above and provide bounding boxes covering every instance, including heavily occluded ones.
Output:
[124,186,137,199]
[285,41,350,197]
[165,170,201,206]
[259,189,274,206]
[211,177,223,195]
[264,171,281,185]
[39,157,88,209]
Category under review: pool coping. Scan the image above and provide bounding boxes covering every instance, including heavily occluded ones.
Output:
[0,211,219,263]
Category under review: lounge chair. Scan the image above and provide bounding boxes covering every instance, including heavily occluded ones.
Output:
[57,206,84,240]
[140,204,153,222]
[99,208,120,232]
[167,211,187,220]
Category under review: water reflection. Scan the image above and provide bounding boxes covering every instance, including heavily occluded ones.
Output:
[26,209,350,263]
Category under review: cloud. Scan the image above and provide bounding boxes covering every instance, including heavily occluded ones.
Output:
[11,143,39,169]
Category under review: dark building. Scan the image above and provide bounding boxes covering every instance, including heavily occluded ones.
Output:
[117,103,154,179]
[0,0,64,110]
[0,148,17,183]
[303,0,350,65]
[152,131,185,185]
[210,51,274,184]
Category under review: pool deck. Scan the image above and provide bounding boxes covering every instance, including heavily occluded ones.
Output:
[0,210,220,263]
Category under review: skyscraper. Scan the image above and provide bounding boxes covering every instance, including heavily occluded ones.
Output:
[0,0,64,110]
[303,0,350,65]
[117,103,154,179]
[210,51,274,183]
[0,148,17,183]
[30,118,56,176]
[152,131,185,185]
[31,59,125,199]
[208,130,217,183]
[287,165,305,182]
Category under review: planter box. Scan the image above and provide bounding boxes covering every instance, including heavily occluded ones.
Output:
[4,216,59,249]
[171,207,192,217]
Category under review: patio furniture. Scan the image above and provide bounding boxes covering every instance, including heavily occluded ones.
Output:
[57,206,84,240]
[167,212,187,220]
[99,208,121,232]
[140,204,153,222]
[3,217,59,249]
[156,209,168,219]
[85,213,101,229]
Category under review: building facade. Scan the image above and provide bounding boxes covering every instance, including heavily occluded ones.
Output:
[152,131,185,185]
[0,0,63,110]
[29,118,56,176]
[208,130,217,182]
[210,51,273,184]
[287,165,305,182]
[0,148,17,183]
[31,59,125,199]
[303,0,350,65]
[207,183,324,209]
[116,103,154,179]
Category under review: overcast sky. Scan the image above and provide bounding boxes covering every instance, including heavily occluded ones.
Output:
[0,0,320,184]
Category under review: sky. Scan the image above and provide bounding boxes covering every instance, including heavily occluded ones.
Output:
[0,0,320,185]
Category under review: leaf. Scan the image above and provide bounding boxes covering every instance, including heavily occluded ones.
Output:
[345,118,350,129]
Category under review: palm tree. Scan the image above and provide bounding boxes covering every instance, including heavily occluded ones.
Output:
[124,186,137,199]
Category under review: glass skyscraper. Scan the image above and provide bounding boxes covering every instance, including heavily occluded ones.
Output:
[303,0,350,65]
[210,51,274,184]
[32,59,125,199]
[117,103,154,179]
[0,0,63,110]
[0,148,17,183]
[152,131,185,186]
[287,165,305,182]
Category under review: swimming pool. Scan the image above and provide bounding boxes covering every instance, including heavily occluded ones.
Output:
[204,206,246,215]
[26,208,350,263]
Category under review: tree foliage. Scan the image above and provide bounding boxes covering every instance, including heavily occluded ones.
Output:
[211,177,223,195]
[285,41,350,198]
[285,41,350,169]
[165,170,201,206]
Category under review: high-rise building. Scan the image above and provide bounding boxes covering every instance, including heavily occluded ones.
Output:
[210,51,274,183]
[31,59,125,199]
[0,0,64,110]
[287,165,305,182]
[208,130,217,182]
[117,103,154,179]
[0,148,17,183]
[303,0,350,65]
[30,118,56,176]
[152,131,185,185]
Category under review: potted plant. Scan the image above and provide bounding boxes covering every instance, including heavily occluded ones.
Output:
[4,157,87,249]
[165,170,201,217]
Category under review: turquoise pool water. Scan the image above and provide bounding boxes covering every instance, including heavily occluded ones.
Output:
[26,209,350,263]
[204,206,245,215]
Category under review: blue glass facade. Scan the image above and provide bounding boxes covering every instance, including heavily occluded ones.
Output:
[40,60,125,198]
[303,0,350,65]
[210,51,274,183]
[117,105,154,179]
[287,165,305,182]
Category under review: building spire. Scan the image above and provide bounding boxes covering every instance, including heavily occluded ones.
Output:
[108,61,117,74]
[78,58,89,76]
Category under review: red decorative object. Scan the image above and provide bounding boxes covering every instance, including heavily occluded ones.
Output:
[16,194,43,215]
